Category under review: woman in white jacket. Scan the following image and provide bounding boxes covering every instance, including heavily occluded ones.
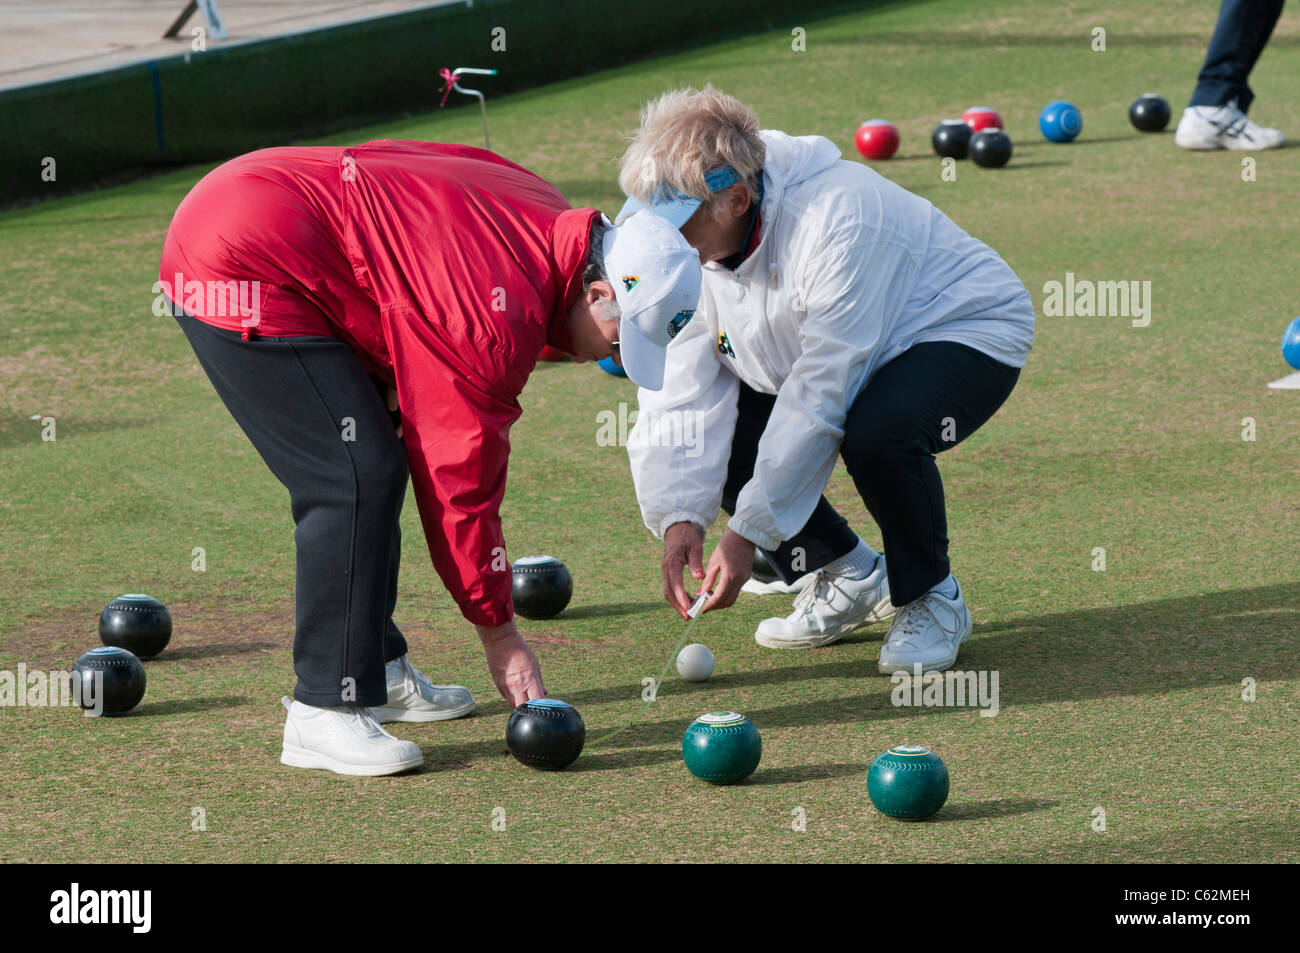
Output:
[618,87,1034,674]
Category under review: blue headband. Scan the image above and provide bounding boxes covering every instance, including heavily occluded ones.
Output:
[616,166,747,228]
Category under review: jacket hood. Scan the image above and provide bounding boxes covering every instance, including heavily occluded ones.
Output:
[759,130,843,190]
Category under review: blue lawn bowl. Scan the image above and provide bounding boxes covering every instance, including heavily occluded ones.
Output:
[597,355,628,377]
[1283,317,1300,369]
[1039,100,1082,143]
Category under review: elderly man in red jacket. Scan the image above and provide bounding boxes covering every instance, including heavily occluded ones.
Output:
[159,140,700,776]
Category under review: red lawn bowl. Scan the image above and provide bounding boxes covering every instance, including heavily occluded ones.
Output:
[538,345,570,362]
[854,120,900,160]
[962,106,1004,133]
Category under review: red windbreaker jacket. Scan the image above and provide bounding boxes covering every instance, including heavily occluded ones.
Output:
[160,140,599,625]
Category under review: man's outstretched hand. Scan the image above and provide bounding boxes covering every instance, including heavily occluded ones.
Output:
[477,621,545,707]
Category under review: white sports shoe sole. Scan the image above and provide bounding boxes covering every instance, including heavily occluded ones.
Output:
[1175,128,1285,150]
[280,743,424,777]
[371,697,476,723]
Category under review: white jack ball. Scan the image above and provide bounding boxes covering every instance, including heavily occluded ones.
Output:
[676,643,715,681]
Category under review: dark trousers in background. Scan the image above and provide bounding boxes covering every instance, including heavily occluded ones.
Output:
[173,306,408,707]
[1190,0,1285,112]
[722,342,1020,607]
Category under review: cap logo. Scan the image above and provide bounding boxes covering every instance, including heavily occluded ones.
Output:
[622,275,640,292]
[667,310,695,340]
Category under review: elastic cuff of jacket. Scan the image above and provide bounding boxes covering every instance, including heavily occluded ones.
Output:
[463,603,512,627]
[655,511,712,540]
[726,515,782,552]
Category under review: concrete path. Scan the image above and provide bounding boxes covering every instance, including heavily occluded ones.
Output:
[1,0,452,89]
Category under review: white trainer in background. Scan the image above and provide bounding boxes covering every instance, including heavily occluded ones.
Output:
[371,655,475,723]
[754,556,895,649]
[743,548,816,595]
[1175,101,1284,150]
[741,571,817,595]
[877,580,973,674]
[280,698,424,776]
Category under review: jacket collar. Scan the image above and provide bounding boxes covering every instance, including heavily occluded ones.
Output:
[719,166,781,280]
[546,207,601,353]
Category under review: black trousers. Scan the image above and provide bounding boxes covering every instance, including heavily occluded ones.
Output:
[1190,0,1284,112]
[173,307,408,707]
[722,342,1020,607]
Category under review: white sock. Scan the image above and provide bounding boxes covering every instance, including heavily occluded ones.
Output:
[933,574,959,599]
[823,539,880,580]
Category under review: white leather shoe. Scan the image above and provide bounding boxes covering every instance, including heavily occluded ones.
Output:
[1175,102,1284,150]
[754,557,895,649]
[371,655,475,723]
[877,581,972,674]
[279,698,424,776]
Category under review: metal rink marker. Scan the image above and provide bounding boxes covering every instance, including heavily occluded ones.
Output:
[438,66,498,149]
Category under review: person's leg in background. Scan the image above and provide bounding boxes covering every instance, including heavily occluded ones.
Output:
[1177,0,1286,149]
[839,341,1020,673]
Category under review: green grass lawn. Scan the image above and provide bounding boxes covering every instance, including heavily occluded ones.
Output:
[2,0,1297,862]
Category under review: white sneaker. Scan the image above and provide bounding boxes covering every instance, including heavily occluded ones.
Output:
[1175,102,1284,150]
[741,571,816,596]
[371,655,475,723]
[279,698,424,776]
[754,557,895,649]
[877,581,972,674]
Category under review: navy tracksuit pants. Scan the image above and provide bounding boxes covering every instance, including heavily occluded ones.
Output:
[1190,0,1285,112]
[173,305,408,708]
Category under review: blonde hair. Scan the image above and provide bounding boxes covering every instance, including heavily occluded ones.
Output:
[619,86,765,217]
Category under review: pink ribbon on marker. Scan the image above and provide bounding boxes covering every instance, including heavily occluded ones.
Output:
[438,68,456,107]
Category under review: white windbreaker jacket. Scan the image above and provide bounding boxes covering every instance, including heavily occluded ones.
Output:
[627,131,1035,551]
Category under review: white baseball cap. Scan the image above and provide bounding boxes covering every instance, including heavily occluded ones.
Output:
[601,210,702,391]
